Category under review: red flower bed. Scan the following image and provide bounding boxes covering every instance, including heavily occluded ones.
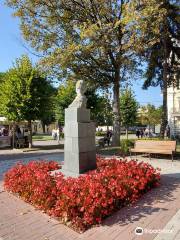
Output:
[4,157,160,232]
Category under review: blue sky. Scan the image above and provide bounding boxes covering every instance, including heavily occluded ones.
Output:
[0,2,162,107]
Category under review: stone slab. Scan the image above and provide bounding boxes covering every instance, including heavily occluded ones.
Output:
[65,108,90,123]
[65,122,95,138]
[64,136,96,153]
[63,150,96,175]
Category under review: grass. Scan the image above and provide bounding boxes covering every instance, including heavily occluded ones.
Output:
[22,144,64,152]
[97,146,121,156]
[177,143,180,153]
[32,134,53,141]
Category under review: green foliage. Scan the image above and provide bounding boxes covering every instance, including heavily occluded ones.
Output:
[143,0,179,89]
[0,72,5,83]
[88,92,113,126]
[142,0,180,137]
[120,89,139,128]
[96,131,106,137]
[0,73,5,114]
[55,81,76,125]
[0,55,54,122]
[40,86,56,130]
[120,139,134,154]
[138,104,162,126]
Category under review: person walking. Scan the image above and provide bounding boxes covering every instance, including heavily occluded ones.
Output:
[106,130,112,146]
[140,129,144,138]
[144,128,149,137]
[136,129,140,139]
[166,125,170,138]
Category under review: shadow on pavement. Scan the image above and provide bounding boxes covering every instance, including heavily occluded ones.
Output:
[0,144,64,161]
[102,175,180,227]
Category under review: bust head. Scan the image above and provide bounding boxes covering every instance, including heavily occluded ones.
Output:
[76,80,86,96]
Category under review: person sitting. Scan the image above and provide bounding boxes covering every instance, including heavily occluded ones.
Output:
[16,127,23,139]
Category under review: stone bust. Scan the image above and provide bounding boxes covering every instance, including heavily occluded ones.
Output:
[69,80,87,108]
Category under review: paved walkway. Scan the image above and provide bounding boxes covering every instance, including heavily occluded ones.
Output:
[0,153,180,240]
[0,140,64,161]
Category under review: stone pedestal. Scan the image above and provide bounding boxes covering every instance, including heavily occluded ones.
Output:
[61,107,96,177]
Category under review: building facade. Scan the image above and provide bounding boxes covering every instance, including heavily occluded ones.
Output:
[167,84,180,138]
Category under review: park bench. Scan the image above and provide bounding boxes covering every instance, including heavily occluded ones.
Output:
[130,140,176,161]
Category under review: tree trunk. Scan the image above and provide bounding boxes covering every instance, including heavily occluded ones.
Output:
[112,71,120,146]
[28,120,33,148]
[160,82,168,138]
[12,123,15,149]
[42,121,46,133]
[160,34,168,138]
[126,127,128,140]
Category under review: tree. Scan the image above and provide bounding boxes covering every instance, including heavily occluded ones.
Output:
[0,73,5,83]
[0,73,5,115]
[87,91,113,127]
[0,55,54,148]
[93,96,113,127]
[120,89,138,139]
[40,86,56,133]
[142,0,180,138]
[138,104,162,129]
[6,0,166,146]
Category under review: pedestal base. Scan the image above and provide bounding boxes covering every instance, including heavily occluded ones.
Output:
[62,107,96,177]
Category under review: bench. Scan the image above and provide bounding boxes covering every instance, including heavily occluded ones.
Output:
[130,140,176,161]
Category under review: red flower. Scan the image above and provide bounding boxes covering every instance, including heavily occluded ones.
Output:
[3,157,160,232]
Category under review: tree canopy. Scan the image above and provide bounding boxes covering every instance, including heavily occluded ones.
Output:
[56,81,76,125]
[142,0,180,137]
[5,0,167,145]
[138,104,162,127]
[120,89,138,138]
[0,55,54,147]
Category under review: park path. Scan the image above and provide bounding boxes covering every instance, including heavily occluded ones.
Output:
[0,154,180,240]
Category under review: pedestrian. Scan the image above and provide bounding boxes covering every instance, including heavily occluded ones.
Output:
[52,129,57,140]
[106,130,112,146]
[144,128,149,137]
[136,129,140,138]
[166,125,170,138]
[16,127,23,139]
[140,129,144,138]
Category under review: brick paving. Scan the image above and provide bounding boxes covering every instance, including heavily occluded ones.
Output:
[154,209,180,240]
[0,153,180,240]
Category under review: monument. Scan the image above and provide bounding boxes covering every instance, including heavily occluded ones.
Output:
[61,80,96,177]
